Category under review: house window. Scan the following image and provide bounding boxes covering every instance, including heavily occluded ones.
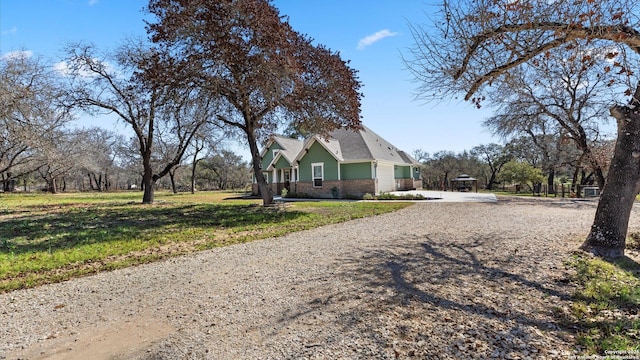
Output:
[272,149,280,160]
[312,162,324,187]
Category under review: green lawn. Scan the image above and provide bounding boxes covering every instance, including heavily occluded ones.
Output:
[565,252,640,353]
[0,191,412,292]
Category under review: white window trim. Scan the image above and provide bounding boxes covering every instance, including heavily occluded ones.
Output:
[312,162,324,188]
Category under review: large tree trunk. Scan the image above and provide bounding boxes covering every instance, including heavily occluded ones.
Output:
[169,169,178,194]
[547,170,555,194]
[571,166,580,197]
[142,176,155,204]
[191,157,199,194]
[246,129,273,206]
[49,178,57,194]
[581,101,640,258]
[487,171,497,190]
[142,157,155,204]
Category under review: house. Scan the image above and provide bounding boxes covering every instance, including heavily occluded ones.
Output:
[253,126,422,198]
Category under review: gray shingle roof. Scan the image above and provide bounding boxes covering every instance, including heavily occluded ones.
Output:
[309,136,344,161]
[271,136,304,164]
[328,126,420,165]
[266,126,420,166]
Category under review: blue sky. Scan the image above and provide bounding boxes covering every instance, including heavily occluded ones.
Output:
[1,0,499,159]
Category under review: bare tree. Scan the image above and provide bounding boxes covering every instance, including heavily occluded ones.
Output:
[412,149,430,164]
[76,127,123,191]
[36,128,90,193]
[186,124,226,194]
[147,0,362,205]
[483,49,613,190]
[189,135,207,194]
[470,143,512,190]
[405,0,640,258]
[0,52,72,191]
[197,150,250,190]
[428,151,461,191]
[63,41,213,203]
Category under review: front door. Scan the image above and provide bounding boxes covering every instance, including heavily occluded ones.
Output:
[283,169,291,190]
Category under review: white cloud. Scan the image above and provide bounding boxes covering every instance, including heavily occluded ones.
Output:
[1,50,32,61]
[1,26,18,36]
[54,60,94,77]
[54,61,72,76]
[357,29,398,50]
[54,59,116,78]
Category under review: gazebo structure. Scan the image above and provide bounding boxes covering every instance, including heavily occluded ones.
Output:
[450,174,478,192]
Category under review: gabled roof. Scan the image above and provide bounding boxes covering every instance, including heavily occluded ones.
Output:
[293,136,344,163]
[265,152,285,171]
[264,125,420,166]
[328,126,421,165]
[261,135,304,165]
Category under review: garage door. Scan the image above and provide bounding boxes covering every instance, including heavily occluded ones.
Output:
[377,163,395,194]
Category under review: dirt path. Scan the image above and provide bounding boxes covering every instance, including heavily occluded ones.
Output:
[1,199,638,359]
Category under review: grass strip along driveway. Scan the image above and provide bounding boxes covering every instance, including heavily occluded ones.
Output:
[0,191,411,292]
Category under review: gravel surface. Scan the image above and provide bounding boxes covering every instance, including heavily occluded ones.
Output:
[1,197,639,359]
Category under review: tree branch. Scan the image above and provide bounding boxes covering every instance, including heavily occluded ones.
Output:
[464,35,570,100]
[459,22,640,100]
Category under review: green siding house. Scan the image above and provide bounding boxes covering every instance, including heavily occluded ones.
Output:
[253,126,422,198]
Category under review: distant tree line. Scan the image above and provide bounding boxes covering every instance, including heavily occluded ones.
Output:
[414,134,613,196]
[0,52,250,194]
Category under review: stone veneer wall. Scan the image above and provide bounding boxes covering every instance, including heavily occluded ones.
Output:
[340,179,376,198]
[295,179,376,199]
[295,181,341,199]
[254,178,418,198]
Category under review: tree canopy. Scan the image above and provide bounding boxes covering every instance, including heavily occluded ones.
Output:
[63,42,213,203]
[1,53,72,192]
[146,0,362,205]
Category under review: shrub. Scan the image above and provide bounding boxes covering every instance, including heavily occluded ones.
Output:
[376,192,394,200]
[377,193,426,200]
[362,193,374,200]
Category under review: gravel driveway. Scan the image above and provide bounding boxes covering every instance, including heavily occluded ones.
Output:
[2,197,638,359]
